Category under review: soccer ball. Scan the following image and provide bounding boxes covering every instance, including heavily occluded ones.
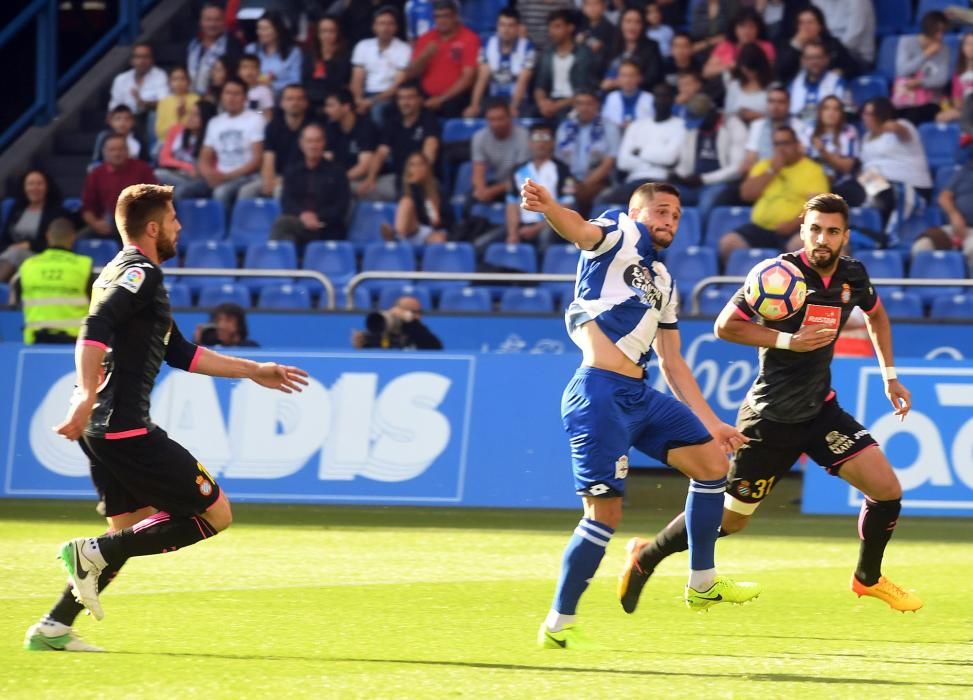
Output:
[743,258,807,321]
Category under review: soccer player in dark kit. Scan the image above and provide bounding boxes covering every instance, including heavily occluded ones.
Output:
[618,193,923,614]
[25,184,309,651]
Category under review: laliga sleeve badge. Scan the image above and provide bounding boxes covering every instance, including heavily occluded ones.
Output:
[118,266,146,294]
[615,454,630,479]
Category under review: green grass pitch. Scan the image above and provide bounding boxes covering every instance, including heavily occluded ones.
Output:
[1,475,971,699]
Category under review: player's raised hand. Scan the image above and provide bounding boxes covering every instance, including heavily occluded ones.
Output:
[789,323,837,352]
[710,421,749,454]
[885,378,911,421]
[251,362,310,393]
[54,396,96,441]
[520,178,554,214]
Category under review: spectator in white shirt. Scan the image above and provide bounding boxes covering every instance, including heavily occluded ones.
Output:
[789,40,848,128]
[601,60,654,132]
[350,6,411,127]
[464,7,535,117]
[238,54,275,118]
[597,82,686,205]
[724,43,773,125]
[109,42,169,116]
[810,0,875,69]
[183,78,265,211]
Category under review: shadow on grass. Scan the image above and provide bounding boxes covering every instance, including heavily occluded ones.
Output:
[106,651,973,687]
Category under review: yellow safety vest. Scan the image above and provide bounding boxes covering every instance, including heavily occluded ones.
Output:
[19,248,92,344]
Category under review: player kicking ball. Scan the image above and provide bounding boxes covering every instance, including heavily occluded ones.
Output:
[25,184,308,651]
[620,193,922,614]
[521,179,761,650]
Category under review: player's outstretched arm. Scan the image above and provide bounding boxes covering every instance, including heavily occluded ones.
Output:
[714,303,835,352]
[652,328,748,453]
[192,348,309,394]
[519,178,604,250]
[862,302,911,420]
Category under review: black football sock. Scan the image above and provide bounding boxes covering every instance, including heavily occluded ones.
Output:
[637,511,730,573]
[48,562,126,626]
[97,511,218,564]
[854,497,901,586]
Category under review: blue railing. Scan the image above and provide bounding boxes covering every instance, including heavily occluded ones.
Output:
[0,0,156,153]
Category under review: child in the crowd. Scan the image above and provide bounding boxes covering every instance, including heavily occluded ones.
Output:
[155,66,200,144]
[645,1,674,58]
[238,53,275,118]
[601,59,654,131]
[90,105,145,166]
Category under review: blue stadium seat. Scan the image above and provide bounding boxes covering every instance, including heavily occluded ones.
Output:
[919,122,961,170]
[724,247,779,277]
[299,240,356,302]
[934,164,962,197]
[893,204,944,248]
[229,198,280,251]
[855,249,905,293]
[0,282,10,306]
[0,197,13,230]
[704,206,752,245]
[241,240,297,292]
[668,207,701,257]
[165,283,192,307]
[184,240,236,292]
[696,286,735,316]
[62,197,82,213]
[74,239,121,267]
[197,283,251,308]
[881,290,924,318]
[470,201,506,225]
[442,118,484,144]
[665,245,719,300]
[876,36,900,81]
[876,0,912,37]
[484,242,537,273]
[439,286,492,312]
[348,285,373,310]
[930,293,973,319]
[540,243,580,304]
[451,161,473,208]
[377,283,433,310]
[348,201,396,252]
[360,241,417,301]
[909,250,966,305]
[849,74,889,108]
[175,198,226,251]
[419,241,476,299]
[257,283,312,310]
[499,287,554,314]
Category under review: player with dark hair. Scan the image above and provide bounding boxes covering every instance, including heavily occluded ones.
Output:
[521,178,761,649]
[619,193,923,614]
[25,184,309,651]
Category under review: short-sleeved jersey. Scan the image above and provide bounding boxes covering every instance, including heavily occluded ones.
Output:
[79,246,200,438]
[732,250,879,423]
[565,209,678,367]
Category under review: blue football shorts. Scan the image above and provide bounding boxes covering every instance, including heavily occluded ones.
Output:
[561,366,713,497]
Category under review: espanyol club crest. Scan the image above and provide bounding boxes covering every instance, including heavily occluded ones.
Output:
[841,283,851,304]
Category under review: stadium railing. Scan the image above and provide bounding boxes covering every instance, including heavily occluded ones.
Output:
[689,276,973,315]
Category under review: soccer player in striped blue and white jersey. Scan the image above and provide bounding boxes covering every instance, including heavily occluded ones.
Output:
[520,178,762,649]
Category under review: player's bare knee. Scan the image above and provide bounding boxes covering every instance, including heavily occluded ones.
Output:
[721,511,750,534]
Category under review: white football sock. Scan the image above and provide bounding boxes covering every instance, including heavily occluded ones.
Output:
[544,610,576,633]
[688,568,717,591]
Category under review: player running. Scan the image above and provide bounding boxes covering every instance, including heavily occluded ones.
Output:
[25,184,308,652]
[521,179,761,650]
[619,193,922,614]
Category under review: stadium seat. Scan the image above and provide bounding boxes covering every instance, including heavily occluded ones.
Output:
[484,242,537,273]
[855,249,905,293]
[197,282,251,308]
[419,241,476,299]
[348,285,373,310]
[930,293,973,319]
[876,1,912,37]
[665,245,719,300]
[229,198,280,251]
[360,241,417,301]
[442,118,484,144]
[439,286,491,312]
[377,283,433,310]
[934,164,962,198]
[499,287,554,314]
[62,197,82,213]
[875,36,900,81]
[175,198,226,251]
[724,247,780,277]
[257,283,312,310]
[184,240,236,292]
[298,240,356,303]
[893,204,944,248]
[704,206,752,246]
[881,290,924,318]
[919,122,961,170]
[241,240,297,293]
[470,201,506,225]
[541,243,580,304]
[165,283,192,307]
[0,281,10,306]
[348,201,396,252]
[0,197,13,230]
[667,206,701,257]
[848,74,889,109]
[909,250,966,305]
[74,239,120,267]
[696,286,735,316]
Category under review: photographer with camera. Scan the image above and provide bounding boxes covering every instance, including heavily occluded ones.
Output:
[352,294,443,350]
[194,302,259,347]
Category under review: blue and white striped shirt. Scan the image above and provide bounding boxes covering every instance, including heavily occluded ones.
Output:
[565,209,678,367]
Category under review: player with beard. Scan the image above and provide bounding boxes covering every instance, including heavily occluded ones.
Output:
[521,178,761,650]
[619,193,923,614]
[25,184,309,651]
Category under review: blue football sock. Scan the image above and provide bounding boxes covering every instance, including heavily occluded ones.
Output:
[551,518,614,615]
[685,478,727,571]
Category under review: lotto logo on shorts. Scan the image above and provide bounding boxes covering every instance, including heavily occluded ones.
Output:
[825,430,854,455]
